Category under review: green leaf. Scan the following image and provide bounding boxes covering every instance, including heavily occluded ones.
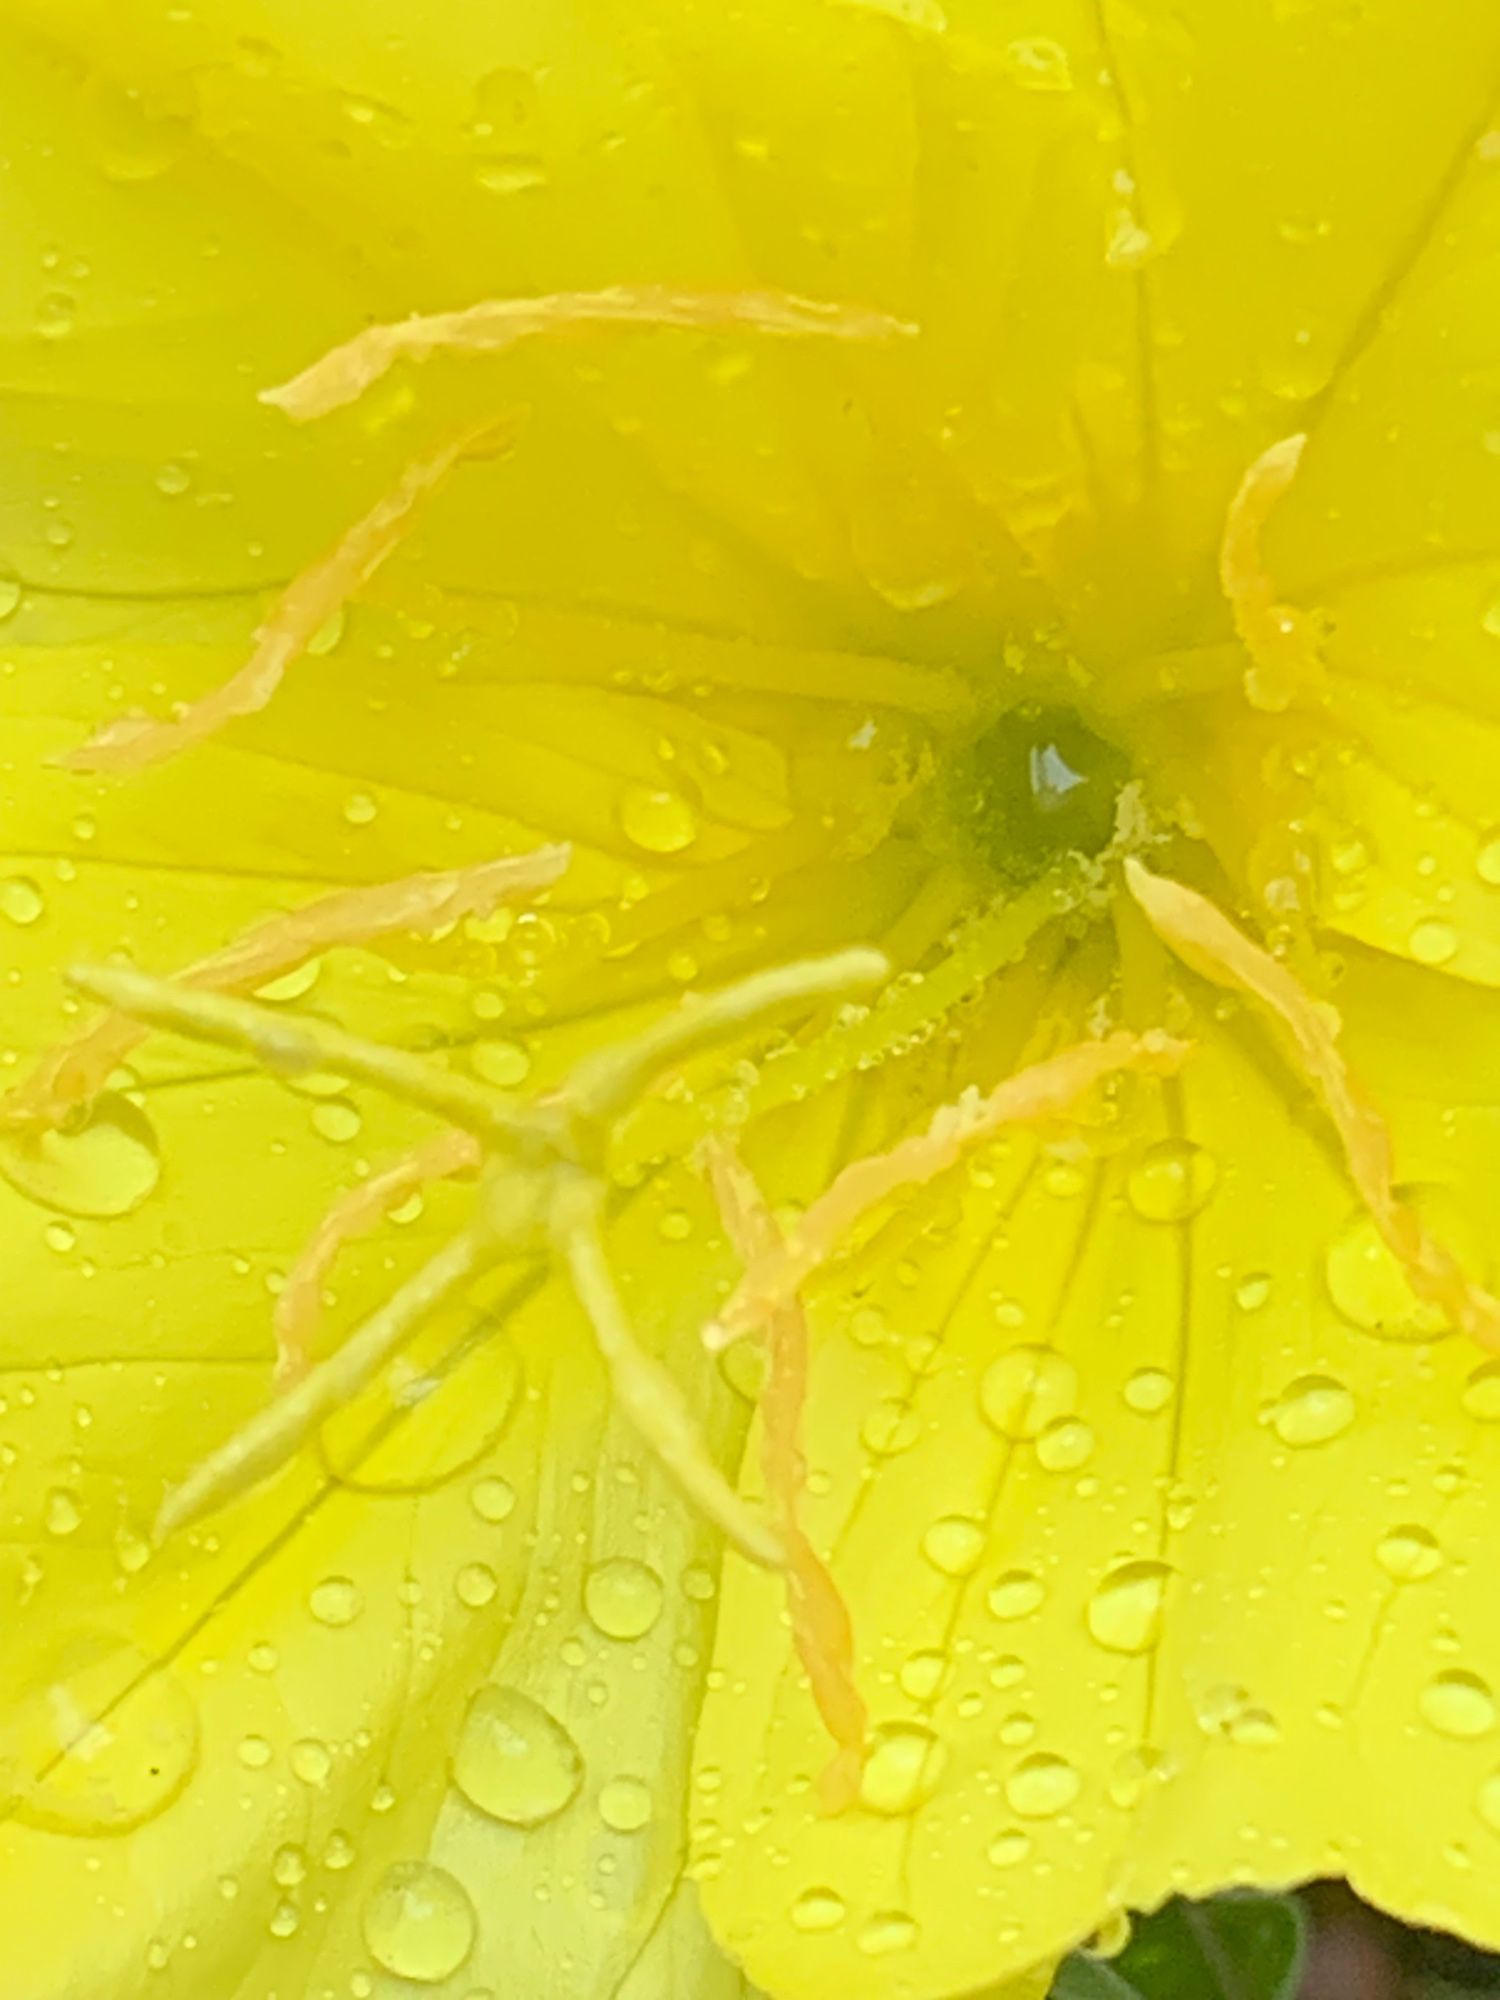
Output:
[1051,1893,1308,2000]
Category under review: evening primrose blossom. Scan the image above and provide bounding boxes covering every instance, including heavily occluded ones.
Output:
[6,5,1500,2000]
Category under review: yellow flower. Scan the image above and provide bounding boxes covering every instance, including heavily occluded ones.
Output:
[5,4,1500,1999]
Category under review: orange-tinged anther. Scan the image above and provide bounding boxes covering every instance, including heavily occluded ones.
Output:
[1221,431,1324,713]
[705,1139,868,1809]
[1126,857,1500,1352]
[60,420,512,775]
[274,1126,482,1385]
[707,1027,1187,1349]
[3,843,568,1132]
[264,283,918,421]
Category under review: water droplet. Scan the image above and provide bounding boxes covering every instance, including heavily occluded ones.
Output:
[343,791,378,827]
[1126,1139,1218,1223]
[238,1733,273,1770]
[584,1558,664,1640]
[154,461,191,498]
[988,1569,1046,1620]
[471,1039,531,1090]
[1325,1191,1482,1340]
[618,784,698,855]
[979,1346,1078,1438]
[791,1886,846,1932]
[272,1841,308,1887]
[1476,1771,1500,1835]
[859,1722,947,1816]
[0,876,44,925]
[452,1686,583,1827]
[2,1632,199,1834]
[1269,1374,1355,1447]
[1478,834,1500,887]
[1108,1746,1165,1810]
[598,1775,653,1833]
[1375,1523,1443,1583]
[856,1911,919,1958]
[1409,918,1458,966]
[0,1093,160,1218]
[471,1475,516,1523]
[310,1100,362,1145]
[456,1562,498,1610]
[860,1398,920,1455]
[44,1487,81,1537]
[1236,1271,1272,1312]
[268,1897,300,1939]
[291,1738,332,1786]
[1034,1415,1094,1471]
[1421,1670,1497,1740]
[987,1829,1032,1868]
[1123,1367,1173,1414]
[0,573,22,619]
[1464,1360,1500,1423]
[306,605,346,656]
[308,1576,363,1627]
[324,1828,356,1870]
[1005,1751,1081,1819]
[475,154,548,194]
[1003,36,1072,89]
[37,291,77,341]
[921,1515,986,1577]
[898,1650,949,1702]
[1086,1560,1171,1655]
[362,1862,476,1984]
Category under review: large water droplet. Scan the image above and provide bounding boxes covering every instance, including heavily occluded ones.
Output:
[1086,1560,1171,1655]
[362,1862,476,1984]
[790,1886,847,1932]
[921,1515,986,1577]
[1123,1367,1173,1414]
[1,1632,199,1835]
[0,875,44,926]
[1375,1523,1443,1583]
[859,1722,947,1816]
[584,1558,664,1641]
[1034,1415,1094,1471]
[451,1686,583,1827]
[308,1575,363,1627]
[1421,1670,1497,1740]
[1126,1139,1218,1223]
[0,1093,160,1218]
[1004,1751,1081,1819]
[979,1346,1078,1438]
[598,1775,653,1833]
[618,783,698,855]
[987,1569,1046,1620]
[856,1910,919,1958]
[1268,1374,1355,1447]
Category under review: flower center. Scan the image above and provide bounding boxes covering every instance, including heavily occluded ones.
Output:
[944,700,1132,886]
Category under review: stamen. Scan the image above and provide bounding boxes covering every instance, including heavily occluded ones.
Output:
[60,420,511,775]
[5,844,567,1131]
[1125,857,1500,1351]
[264,284,919,422]
[273,1126,482,1385]
[1220,431,1324,714]
[706,1140,868,1809]
[66,964,538,1153]
[554,1173,785,1570]
[155,1223,494,1541]
[708,1028,1187,1347]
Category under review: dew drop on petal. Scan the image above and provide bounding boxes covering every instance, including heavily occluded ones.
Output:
[1375,1524,1443,1583]
[1004,1751,1081,1819]
[856,1911,920,1958]
[921,1515,986,1577]
[1409,918,1458,967]
[308,1576,363,1627]
[859,1722,947,1816]
[898,1650,950,1701]
[584,1558,664,1640]
[470,1475,516,1523]
[455,1562,499,1609]
[1269,1374,1355,1447]
[790,1887,847,1932]
[1464,1361,1500,1421]
[0,1093,160,1218]
[1034,1415,1094,1471]
[0,876,44,925]
[362,1862,476,1984]
[1421,1671,1497,1740]
[1476,1771,1500,1836]
[1002,36,1073,89]
[1126,1139,1218,1223]
[451,1686,583,1827]
[987,1829,1032,1868]
[1086,1560,1171,1655]
[1123,1367,1173,1414]
[2,1632,199,1835]
[471,1039,531,1089]
[979,1346,1077,1438]
[598,1775,653,1833]
[987,1569,1046,1620]
[1478,834,1500,887]
[618,783,698,854]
